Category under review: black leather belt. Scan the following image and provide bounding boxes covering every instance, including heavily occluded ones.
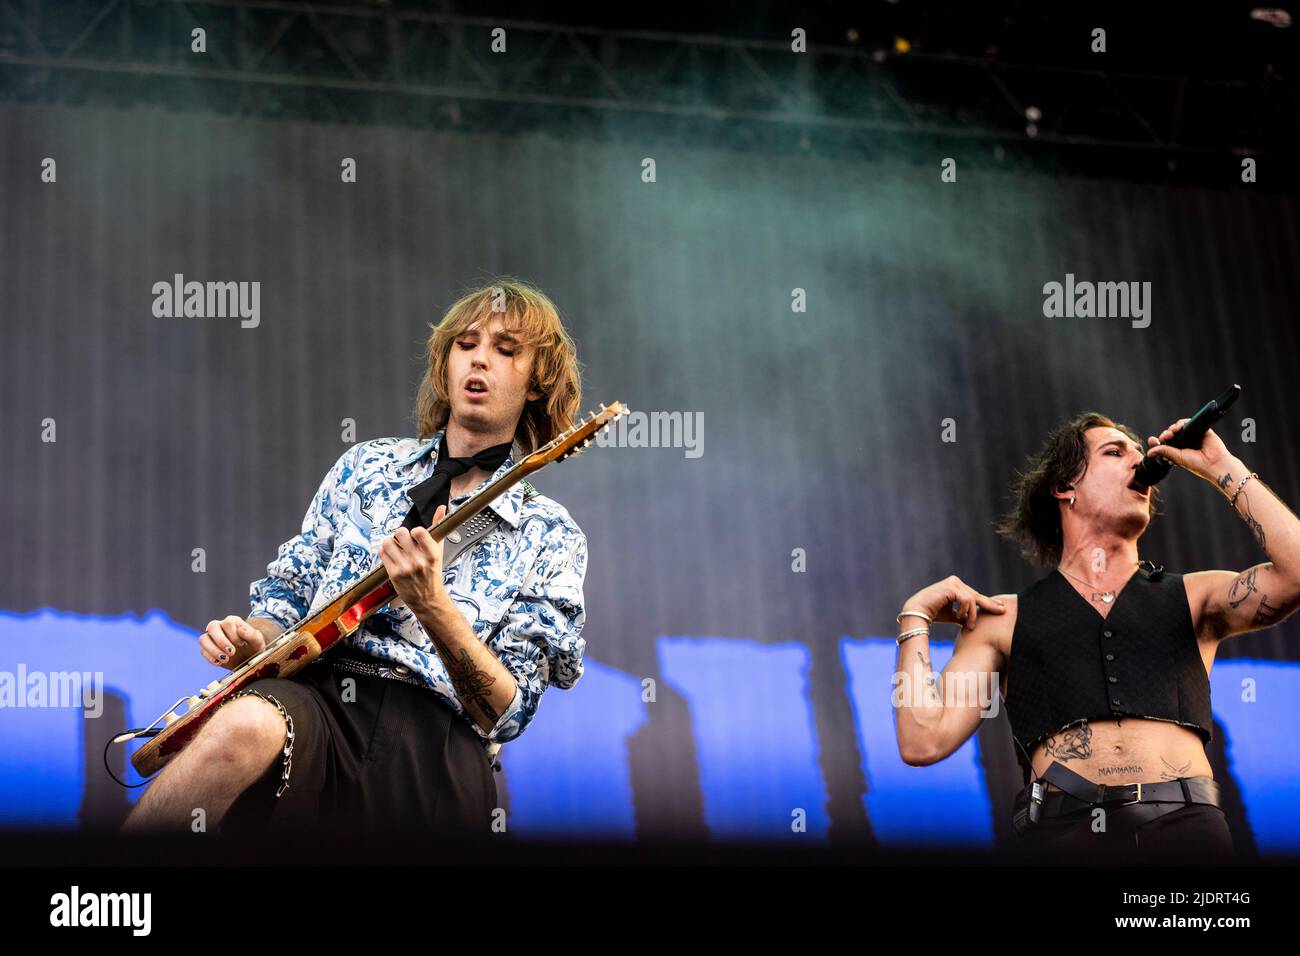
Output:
[1036,777,1221,816]
[1013,760,1221,833]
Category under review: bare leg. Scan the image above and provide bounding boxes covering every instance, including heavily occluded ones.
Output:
[121,696,286,834]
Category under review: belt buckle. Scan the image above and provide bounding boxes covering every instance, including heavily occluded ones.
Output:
[1121,781,1144,805]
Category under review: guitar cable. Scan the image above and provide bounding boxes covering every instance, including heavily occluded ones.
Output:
[103,728,161,789]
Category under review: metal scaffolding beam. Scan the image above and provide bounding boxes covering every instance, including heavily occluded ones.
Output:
[1,1,1295,169]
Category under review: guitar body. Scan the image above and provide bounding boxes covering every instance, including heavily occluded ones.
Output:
[130,573,400,776]
[130,630,321,776]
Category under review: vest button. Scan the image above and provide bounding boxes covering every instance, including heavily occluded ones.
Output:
[1112,698,1122,707]
[1108,676,1118,683]
[1103,629,1113,637]
[1105,653,1115,661]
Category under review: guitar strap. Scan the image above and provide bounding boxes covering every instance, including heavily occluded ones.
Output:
[441,479,541,568]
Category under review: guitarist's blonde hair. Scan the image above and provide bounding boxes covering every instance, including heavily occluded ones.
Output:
[415,278,583,454]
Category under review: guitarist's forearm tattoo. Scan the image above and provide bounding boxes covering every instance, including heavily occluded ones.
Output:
[1043,722,1092,762]
[1159,755,1192,780]
[442,646,501,722]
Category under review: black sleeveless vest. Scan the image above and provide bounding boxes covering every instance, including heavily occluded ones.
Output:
[1005,561,1213,784]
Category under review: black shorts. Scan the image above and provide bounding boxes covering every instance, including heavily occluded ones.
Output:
[219,657,498,840]
[1013,799,1236,863]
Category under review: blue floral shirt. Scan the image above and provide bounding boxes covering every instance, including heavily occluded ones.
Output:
[247,430,588,751]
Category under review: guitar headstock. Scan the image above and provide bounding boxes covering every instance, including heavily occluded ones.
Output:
[520,402,627,472]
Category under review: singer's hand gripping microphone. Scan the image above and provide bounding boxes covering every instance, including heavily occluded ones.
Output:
[1133,385,1241,486]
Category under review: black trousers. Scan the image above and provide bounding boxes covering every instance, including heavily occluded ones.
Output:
[1013,797,1236,863]
[219,657,498,840]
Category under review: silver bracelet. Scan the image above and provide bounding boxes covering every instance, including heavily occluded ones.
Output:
[896,626,929,645]
[896,609,933,625]
[1229,473,1259,509]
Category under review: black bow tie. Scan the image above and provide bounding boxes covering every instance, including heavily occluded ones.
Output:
[402,434,513,530]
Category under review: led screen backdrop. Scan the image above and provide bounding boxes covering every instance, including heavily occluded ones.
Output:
[3,101,1299,852]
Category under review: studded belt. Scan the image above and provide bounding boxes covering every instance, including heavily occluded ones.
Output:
[314,651,431,691]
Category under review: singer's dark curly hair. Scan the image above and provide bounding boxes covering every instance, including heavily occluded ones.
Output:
[995,412,1162,567]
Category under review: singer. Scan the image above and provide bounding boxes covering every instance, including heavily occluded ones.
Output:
[894,411,1300,862]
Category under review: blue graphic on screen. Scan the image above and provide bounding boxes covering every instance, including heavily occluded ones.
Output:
[1209,659,1300,854]
[3,608,1300,851]
[499,659,647,839]
[841,638,995,847]
[0,607,215,826]
[658,636,829,841]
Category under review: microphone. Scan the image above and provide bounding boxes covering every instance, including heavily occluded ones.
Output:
[1134,384,1242,486]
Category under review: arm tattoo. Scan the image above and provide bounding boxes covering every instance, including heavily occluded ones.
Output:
[1235,488,1268,552]
[1252,596,1281,629]
[1221,471,1268,553]
[1159,755,1192,781]
[1227,565,1282,630]
[442,646,500,721]
[1228,566,1259,609]
[917,650,940,701]
[1043,722,1092,762]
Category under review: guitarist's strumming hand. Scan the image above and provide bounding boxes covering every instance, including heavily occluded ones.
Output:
[380,503,518,732]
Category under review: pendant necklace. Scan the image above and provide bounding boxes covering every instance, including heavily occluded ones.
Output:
[1057,560,1140,604]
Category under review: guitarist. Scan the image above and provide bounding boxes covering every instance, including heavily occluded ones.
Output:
[123,280,588,839]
